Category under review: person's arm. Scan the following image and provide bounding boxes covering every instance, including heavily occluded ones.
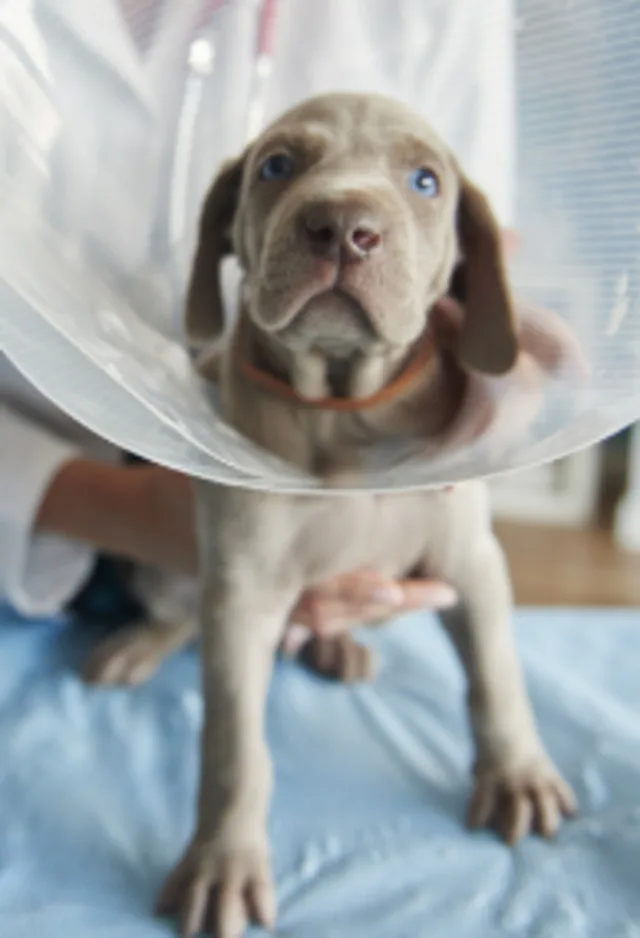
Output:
[0,406,97,616]
[35,458,197,578]
[0,404,199,618]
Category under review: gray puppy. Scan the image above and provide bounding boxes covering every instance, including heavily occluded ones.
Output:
[92,92,577,938]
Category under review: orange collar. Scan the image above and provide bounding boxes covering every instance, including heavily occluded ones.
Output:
[239,333,436,411]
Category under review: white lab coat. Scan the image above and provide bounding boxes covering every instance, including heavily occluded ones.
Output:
[0,0,515,616]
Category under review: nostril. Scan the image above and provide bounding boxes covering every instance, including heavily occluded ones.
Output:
[351,227,382,255]
[307,224,335,246]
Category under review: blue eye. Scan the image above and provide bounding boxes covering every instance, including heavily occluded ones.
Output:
[409,168,439,197]
[259,153,295,181]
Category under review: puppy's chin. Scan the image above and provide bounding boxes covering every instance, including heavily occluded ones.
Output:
[280,290,377,358]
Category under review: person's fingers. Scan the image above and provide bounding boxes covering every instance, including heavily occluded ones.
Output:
[502,228,521,260]
[302,569,405,606]
[295,595,403,634]
[498,230,588,383]
[295,577,458,635]
[396,579,458,610]
[292,598,365,634]
[517,302,590,381]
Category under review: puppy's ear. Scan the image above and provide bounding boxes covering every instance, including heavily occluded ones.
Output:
[184,154,246,346]
[450,175,518,374]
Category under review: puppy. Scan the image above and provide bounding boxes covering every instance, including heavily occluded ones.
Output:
[93,93,578,938]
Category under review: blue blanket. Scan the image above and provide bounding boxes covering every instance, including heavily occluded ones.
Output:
[0,604,639,937]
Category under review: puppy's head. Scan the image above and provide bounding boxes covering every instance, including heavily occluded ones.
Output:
[186,92,517,385]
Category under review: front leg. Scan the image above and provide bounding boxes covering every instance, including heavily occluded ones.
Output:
[438,534,577,844]
[158,486,299,938]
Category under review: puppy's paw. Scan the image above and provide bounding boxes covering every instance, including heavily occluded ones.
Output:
[83,625,173,686]
[468,753,577,845]
[299,634,377,683]
[157,838,276,938]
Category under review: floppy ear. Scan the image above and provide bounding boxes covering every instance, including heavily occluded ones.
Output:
[450,175,518,374]
[184,154,246,346]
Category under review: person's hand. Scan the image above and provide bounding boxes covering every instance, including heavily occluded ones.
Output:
[290,568,457,634]
[502,228,520,260]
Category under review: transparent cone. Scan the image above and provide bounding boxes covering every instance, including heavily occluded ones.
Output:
[1,0,638,492]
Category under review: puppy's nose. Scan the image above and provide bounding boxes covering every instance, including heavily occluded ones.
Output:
[301,204,383,261]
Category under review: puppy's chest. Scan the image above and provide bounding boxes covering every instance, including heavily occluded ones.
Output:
[305,403,438,477]
[226,380,418,477]
[289,489,463,582]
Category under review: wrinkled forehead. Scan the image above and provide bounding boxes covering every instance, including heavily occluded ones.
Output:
[253,93,454,168]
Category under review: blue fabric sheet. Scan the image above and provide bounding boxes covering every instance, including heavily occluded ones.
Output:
[0,604,639,937]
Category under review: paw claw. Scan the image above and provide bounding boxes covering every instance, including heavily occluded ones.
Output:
[247,876,277,930]
[466,779,496,830]
[181,877,211,938]
[500,793,534,845]
[84,626,169,686]
[468,754,577,844]
[158,840,275,938]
